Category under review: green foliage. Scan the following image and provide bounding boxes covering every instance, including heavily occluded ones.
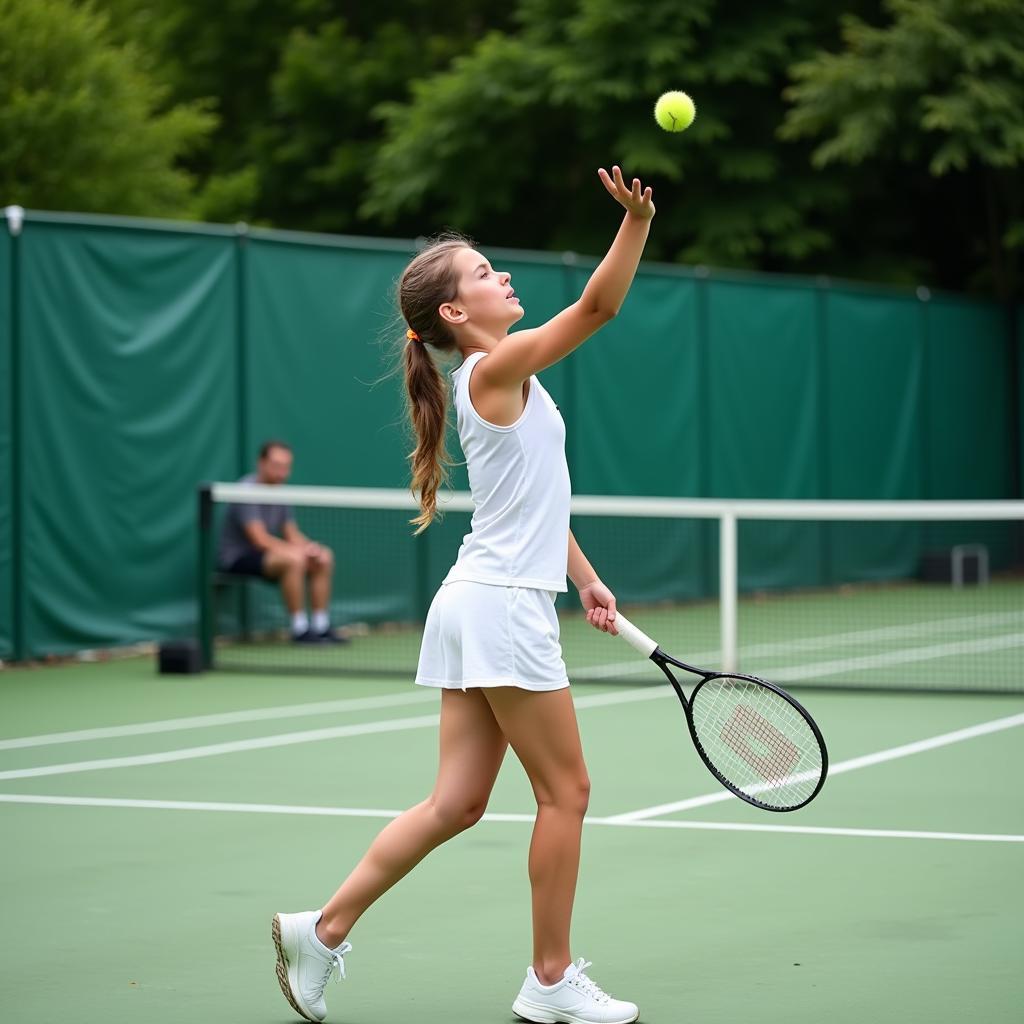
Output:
[7,0,1022,296]
[363,32,561,230]
[783,0,1024,174]
[0,0,214,217]
[187,167,261,225]
[92,0,509,228]
[255,3,514,232]
[782,0,1024,296]
[366,0,853,269]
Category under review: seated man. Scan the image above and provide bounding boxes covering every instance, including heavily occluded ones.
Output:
[217,440,345,644]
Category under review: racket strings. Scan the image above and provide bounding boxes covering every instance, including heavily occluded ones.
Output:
[690,677,823,809]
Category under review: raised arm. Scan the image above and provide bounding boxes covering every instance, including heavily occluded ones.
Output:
[477,167,655,388]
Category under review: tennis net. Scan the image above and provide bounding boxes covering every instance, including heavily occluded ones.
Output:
[198,484,1024,693]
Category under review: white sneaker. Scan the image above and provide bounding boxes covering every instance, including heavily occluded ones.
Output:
[272,910,351,1022]
[512,957,640,1024]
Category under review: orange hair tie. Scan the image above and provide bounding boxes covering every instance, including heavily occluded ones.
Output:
[406,328,421,343]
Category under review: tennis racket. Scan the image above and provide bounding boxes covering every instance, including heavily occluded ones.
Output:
[612,612,828,811]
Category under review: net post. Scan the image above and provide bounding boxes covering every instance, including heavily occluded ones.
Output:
[719,511,738,672]
[197,484,213,669]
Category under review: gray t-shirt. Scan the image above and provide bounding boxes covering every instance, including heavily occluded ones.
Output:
[217,474,295,568]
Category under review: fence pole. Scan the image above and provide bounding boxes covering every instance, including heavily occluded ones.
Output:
[6,207,24,660]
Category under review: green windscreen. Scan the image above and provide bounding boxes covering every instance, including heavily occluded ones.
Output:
[18,222,239,655]
[2,212,1020,660]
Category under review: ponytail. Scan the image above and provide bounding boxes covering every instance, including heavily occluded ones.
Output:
[403,339,451,533]
[396,233,471,532]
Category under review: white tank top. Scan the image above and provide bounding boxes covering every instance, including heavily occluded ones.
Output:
[443,351,571,591]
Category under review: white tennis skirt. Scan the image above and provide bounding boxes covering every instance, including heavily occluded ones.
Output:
[415,580,570,691]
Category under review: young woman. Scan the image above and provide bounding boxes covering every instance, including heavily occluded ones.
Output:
[273,166,655,1024]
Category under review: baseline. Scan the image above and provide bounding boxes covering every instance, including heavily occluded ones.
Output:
[0,691,437,751]
[0,793,1019,844]
[0,687,669,781]
[4,608,1017,746]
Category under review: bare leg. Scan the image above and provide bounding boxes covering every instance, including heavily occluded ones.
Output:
[482,687,590,986]
[316,688,507,948]
[263,548,306,616]
[308,546,334,614]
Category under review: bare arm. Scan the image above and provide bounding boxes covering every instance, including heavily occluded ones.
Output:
[282,521,332,564]
[282,520,310,546]
[569,528,618,634]
[477,167,655,388]
[568,529,599,589]
[243,520,294,555]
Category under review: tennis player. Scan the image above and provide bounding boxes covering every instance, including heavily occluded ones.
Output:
[273,166,654,1024]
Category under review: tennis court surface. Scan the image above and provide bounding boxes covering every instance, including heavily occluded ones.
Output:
[2,656,1021,1023]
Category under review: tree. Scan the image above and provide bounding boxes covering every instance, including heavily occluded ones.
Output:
[33,0,1020,297]
[0,0,214,217]
[362,0,869,269]
[256,2,516,232]
[95,0,331,222]
[94,0,513,228]
[782,0,1024,299]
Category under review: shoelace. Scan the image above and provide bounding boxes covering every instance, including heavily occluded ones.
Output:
[566,958,611,1003]
[317,941,352,991]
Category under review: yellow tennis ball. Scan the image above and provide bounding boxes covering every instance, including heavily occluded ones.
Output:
[654,91,696,133]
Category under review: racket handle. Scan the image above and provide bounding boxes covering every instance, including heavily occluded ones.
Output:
[612,612,658,658]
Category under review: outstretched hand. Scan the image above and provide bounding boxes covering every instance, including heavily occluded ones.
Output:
[598,166,655,220]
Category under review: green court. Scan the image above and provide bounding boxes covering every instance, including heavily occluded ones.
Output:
[2,656,1021,1023]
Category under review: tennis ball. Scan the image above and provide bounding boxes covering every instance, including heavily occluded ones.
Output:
[654,91,696,133]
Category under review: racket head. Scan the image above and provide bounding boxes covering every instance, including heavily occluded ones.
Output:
[679,668,828,812]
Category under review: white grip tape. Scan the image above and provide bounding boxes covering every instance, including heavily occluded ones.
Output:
[612,612,658,659]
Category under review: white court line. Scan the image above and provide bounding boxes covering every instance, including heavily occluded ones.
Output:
[4,610,1017,746]
[606,710,1024,821]
[573,612,1023,681]
[0,688,670,782]
[772,633,1024,682]
[0,793,1019,844]
[0,713,442,781]
[0,672,667,752]
[599,817,1024,843]
[0,629,1019,782]
[0,793,406,819]
[0,691,439,751]
[733,611,1022,661]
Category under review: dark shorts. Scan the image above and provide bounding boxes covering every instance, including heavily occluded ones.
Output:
[219,550,266,578]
